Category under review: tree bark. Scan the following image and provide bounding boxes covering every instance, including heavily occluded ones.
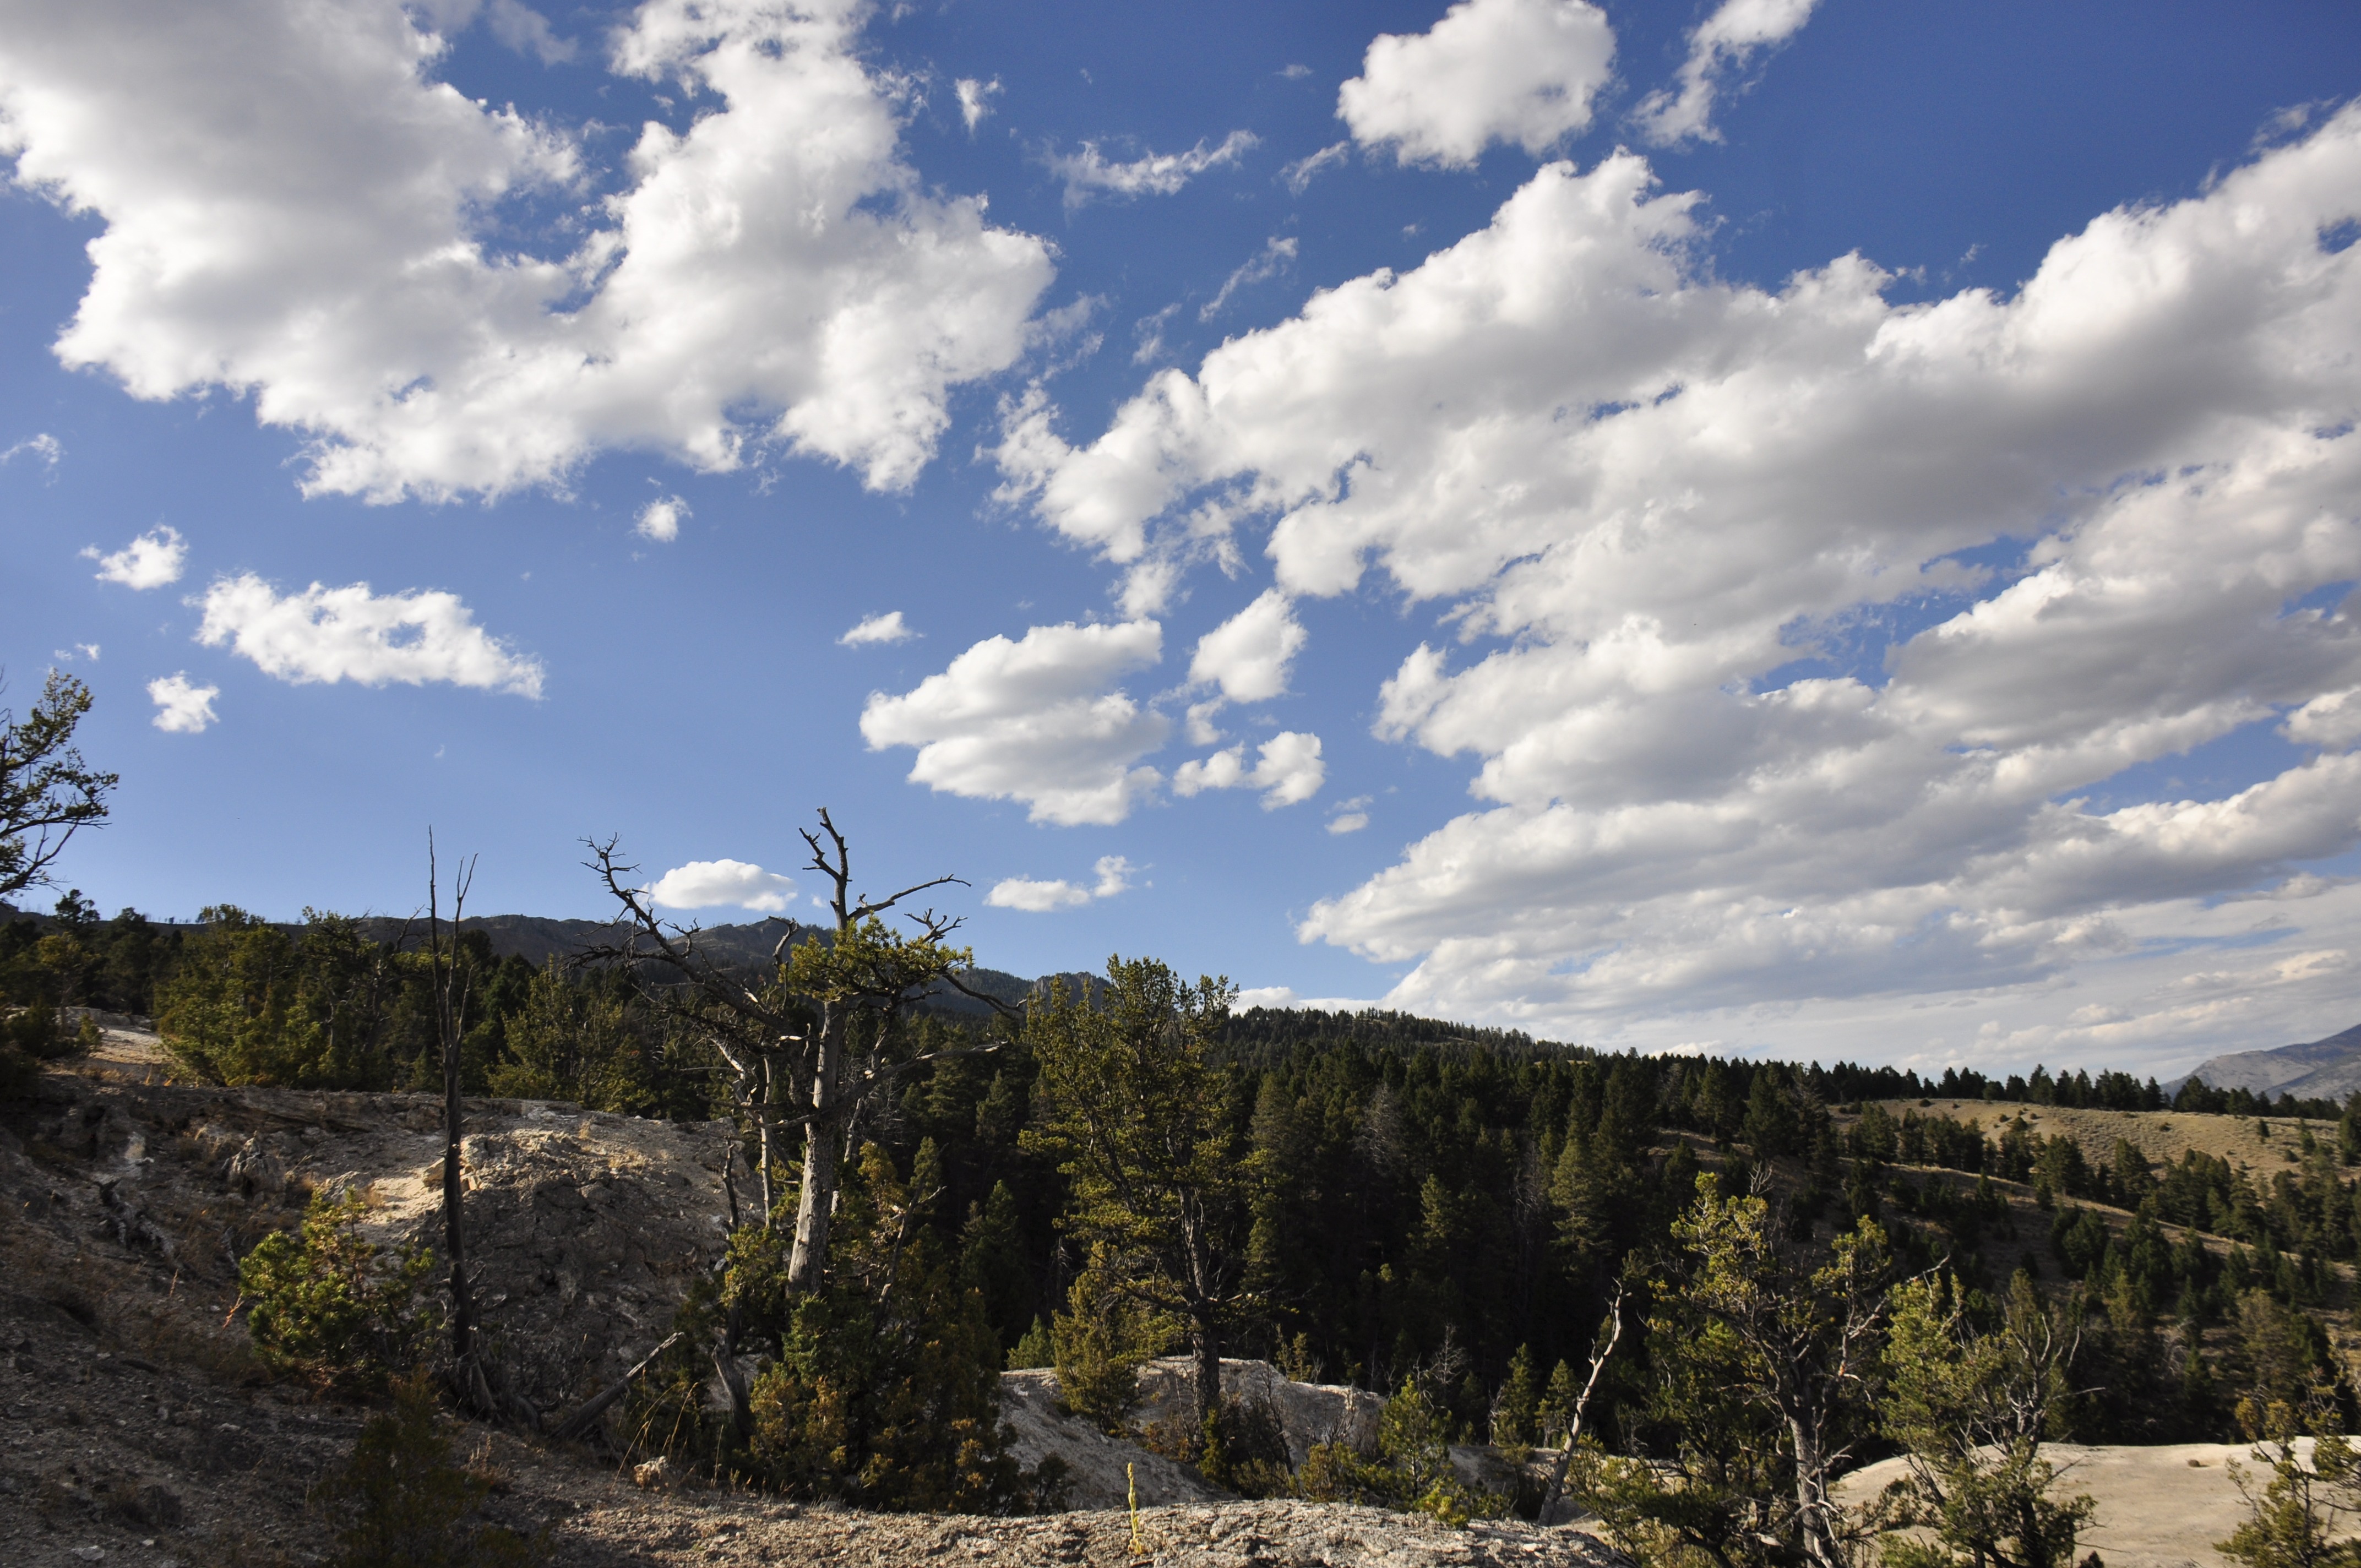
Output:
[1194,1318,1224,1435]
[429,833,481,1400]
[1538,1281,1626,1522]
[786,1003,843,1292]
[1791,1416,1845,1568]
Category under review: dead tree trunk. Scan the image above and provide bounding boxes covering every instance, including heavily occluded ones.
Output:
[1539,1278,1627,1522]
[428,832,486,1410]
[786,998,843,1292]
[583,810,1012,1302]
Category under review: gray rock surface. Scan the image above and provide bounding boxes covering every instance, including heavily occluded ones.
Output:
[1134,1357,1389,1464]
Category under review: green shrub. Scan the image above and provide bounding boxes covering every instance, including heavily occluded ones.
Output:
[1051,1253,1159,1432]
[3,1002,67,1060]
[311,1375,547,1568]
[1294,1378,1505,1526]
[240,1190,439,1393]
[627,1142,1062,1513]
[1138,1392,1295,1498]
[1006,1316,1054,1370]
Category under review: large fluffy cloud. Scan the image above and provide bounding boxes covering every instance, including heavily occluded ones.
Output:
[195,574,546,695]
[859,620,1167,825]
[0,0,1054,500]
[1337,0,1615,168]
[646,858,796,912]
[998,107,2361,1046]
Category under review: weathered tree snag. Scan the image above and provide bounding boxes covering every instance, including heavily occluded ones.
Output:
[1538,1278,1627,1523]
[427,831,487,1412]
[585,809,1016,1300]
[548,1331,684,1445]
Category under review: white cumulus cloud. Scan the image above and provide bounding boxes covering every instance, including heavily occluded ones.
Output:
[0,0,1053,502]
[645,858,797,912]
[1190,589,1307,705]
[635,496,687,542]
[998,103,2361,1049]
[1174,731,1325,809]
[194,574,545,696]
[1635,0,1819,146]
[147,672,219,733]
[1338,0,1615,168]
[1049,130,1257,209]
[82,525,187,589]
[859,619,1167,825]
[986,854,1137,912]
[839,610,917,646]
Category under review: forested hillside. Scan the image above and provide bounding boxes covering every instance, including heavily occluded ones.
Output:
[10,881,2361,1564]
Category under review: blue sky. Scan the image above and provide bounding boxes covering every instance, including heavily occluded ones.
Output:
[4,0,2359,1076]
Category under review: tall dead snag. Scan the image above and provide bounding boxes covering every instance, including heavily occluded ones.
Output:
[1538,1277,1627,1522]
[426,832,493,1417]
[586,809,1013,1281]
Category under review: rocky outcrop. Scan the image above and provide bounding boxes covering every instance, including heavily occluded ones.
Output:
[1134,1357,1389,1465]
[998,1369,1228,1509]
[8,1063,734,1412]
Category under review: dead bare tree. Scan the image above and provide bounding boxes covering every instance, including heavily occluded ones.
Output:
[427,830,519,1423]
[1539,1277,1628,1522]
[584,813,1016,1439]
[584,809,1015,1275]
[427,840,481,1417]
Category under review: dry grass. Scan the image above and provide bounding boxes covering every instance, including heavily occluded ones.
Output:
[1872,1098,2329,1179]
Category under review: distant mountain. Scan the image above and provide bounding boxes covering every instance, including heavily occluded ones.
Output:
[2175,1022,2361,1102]
[353,912,1078,1020]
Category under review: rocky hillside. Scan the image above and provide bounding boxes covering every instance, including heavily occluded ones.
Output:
[0,1030,1627,1567]
[2174,1021,2361,1102]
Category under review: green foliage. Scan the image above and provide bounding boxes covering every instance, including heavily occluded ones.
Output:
[2217,1397,2361,1568]
[958,1179,1035,1354]
[310,1375,548,1568]
[0,668,116,900]
[1490,1343,1539,1449]
[1876,1272,2095,1568]
[481,957,672,1112]
[1596,1178,1892,1568]
[159,908,426,1088]
[1296,1376,1504,1526]
[743,1144,1040,1510]
[1024,956,1251,1422]
[631,1142,1054,1513]
[240,1190,439,1393]
[1050,1252,1161,1430]
[1006,1316,1054,1371]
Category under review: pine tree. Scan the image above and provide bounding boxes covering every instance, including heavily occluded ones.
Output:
[1492,1343,1540,1448]
[1023,957,1253,1437]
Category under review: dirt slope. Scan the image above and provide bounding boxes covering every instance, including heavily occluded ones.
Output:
[0,1037,1630,1567]
[1838,1440,2321,1568]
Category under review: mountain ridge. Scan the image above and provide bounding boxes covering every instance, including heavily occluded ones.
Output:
[2171,1021,2361,1102]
